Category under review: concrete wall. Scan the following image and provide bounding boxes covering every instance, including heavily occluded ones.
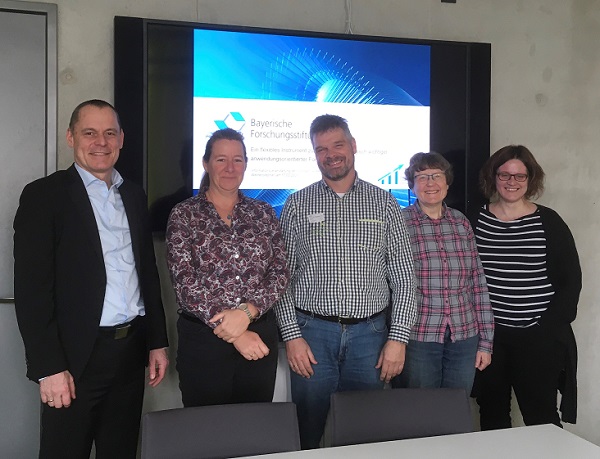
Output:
[18,0,600,446]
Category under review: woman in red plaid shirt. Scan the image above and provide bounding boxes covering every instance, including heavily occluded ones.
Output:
[392,152,494,394]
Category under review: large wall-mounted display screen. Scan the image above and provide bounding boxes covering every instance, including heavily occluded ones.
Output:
[192,29,430,211]
[114,17,490,232]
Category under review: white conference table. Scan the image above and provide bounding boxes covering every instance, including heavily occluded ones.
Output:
[245,424,600,459]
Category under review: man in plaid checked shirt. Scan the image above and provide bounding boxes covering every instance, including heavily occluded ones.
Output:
[274,114,417,449]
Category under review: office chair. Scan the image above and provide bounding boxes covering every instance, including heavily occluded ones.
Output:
[141,402,301,459]
[326,387,474,447]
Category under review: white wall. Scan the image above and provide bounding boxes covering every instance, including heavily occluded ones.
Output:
[18,0,600,446]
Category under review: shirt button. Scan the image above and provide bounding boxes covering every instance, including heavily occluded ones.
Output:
[236,276,240,280]
[236,297,241,302]
[234,253,239,259]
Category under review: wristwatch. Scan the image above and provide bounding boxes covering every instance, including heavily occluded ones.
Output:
[238,303,255,323]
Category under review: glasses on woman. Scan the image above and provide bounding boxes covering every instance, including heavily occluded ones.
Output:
[496,172,528,182]
[414,173,445,184]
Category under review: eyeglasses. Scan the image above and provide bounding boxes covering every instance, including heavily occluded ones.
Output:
[414,173,445,184]
[496,172,528,182]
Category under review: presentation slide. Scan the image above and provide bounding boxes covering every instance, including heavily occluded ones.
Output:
[193,29,431,211]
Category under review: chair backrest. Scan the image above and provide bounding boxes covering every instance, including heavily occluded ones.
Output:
[141,402,301,459]
[327,388,474,447]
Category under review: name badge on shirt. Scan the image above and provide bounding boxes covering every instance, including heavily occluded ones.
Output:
[308,213,325,223]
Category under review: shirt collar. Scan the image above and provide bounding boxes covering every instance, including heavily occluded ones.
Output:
[319,172,361,194]
[414,200,448,221]
[199,188,248,205]
[74,163,123,189]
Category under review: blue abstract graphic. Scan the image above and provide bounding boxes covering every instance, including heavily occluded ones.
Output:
[194,29,430,106]
[263,48,421,106]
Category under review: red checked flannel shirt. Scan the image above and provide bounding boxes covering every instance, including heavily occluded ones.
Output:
[402,203,494,352]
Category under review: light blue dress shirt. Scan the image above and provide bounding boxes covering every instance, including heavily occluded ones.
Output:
[75,164,144,326]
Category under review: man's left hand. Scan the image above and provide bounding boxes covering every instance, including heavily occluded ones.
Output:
[375,340,406,383]
[148,348,169,387]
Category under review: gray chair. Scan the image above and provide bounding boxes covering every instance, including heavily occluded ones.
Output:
[141,402,301,459]
[326,388,474,447]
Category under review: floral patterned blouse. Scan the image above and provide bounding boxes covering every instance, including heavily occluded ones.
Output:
[166,191,289,327]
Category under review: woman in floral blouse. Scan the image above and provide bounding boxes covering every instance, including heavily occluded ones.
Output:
[166,128,289,407]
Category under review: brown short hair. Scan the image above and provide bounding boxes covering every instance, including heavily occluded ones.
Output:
[479,145,545,200]
[404,152,453,189]
[309,114,353,147]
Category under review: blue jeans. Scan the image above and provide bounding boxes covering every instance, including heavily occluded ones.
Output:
[392,326,478,394]
[290,311,388,449]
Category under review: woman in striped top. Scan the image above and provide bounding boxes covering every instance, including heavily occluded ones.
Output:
[474,145,581,429]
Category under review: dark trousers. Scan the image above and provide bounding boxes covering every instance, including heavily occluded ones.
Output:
[475,325,565,430]
[176,310,279,407]
[39,318,147,459]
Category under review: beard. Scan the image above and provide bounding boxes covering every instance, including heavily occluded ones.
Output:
[318,156,354,182]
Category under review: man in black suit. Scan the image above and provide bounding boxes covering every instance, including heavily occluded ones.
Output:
[14,99,169,458]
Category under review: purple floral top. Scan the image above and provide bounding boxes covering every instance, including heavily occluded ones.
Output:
[166,191,289,327]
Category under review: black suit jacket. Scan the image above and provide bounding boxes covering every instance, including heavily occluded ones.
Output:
[14,165,168,382]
